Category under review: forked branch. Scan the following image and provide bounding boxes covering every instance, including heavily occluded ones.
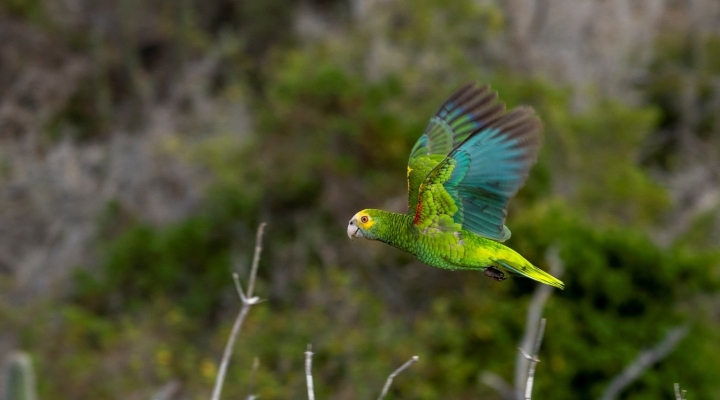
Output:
[211,223,267,400]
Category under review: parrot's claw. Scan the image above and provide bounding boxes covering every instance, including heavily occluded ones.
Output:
[483,266,506,282]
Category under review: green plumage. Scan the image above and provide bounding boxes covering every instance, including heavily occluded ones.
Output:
[348,83,564,289]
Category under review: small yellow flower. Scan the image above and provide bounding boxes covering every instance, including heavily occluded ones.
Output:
[155,348,171,366]
[167,308,183,325]
[201,358,217,380]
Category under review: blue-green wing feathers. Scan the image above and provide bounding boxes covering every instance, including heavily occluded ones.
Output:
[413,92,542,241]
[409,83,502,159]
[407,83,506,213]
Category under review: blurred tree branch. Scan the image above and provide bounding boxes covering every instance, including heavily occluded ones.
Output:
[245,357,260,400]
[599,326,689,400]
[674,383,687,400]
[377,356,419,400]
[501,0,549,72]
[479,371,515,400]
[211,222,267,400]
[514,246,563,399]
[481,246,562,400]
[305,344,315,400]
[518,318,546,400]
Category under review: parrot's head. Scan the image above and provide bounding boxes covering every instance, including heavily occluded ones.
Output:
[347,209,380,240]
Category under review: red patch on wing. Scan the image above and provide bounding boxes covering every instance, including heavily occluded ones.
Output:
[413,202,422,225]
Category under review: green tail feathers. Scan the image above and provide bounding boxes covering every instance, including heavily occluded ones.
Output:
[495,259,564,290]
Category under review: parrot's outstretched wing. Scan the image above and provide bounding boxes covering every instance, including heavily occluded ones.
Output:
[412,105,542,242]
[406,83,504,214]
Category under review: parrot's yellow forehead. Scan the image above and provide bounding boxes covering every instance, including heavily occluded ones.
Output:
[354,210,376,229]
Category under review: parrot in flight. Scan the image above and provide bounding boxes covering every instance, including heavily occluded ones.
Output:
[347,83,564,289]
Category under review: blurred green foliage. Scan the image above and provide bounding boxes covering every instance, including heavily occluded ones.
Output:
[2,0,719,399]
[1,0,46,24]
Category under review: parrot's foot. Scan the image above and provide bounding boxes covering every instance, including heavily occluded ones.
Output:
[483,266,507,282]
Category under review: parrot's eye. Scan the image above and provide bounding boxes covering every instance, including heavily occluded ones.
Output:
[360,215,369,223]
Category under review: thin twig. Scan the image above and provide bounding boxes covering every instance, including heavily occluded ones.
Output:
[514,246,563,399]
[245,357,260,400]
[599,326,689,400]
[305,344,315,400]
[210,290,252,400]
[377,356,419,400]
[518,318,546,400]
[211,223,267,400]
[674,383,687,400]
[479,371,515,400]
[152,380,181,400]
[247,223,267,298]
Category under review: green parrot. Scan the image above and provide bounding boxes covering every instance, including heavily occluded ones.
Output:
[347,83,564,289]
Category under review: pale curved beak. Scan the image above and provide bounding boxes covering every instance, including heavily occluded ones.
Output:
[347,219,363,239]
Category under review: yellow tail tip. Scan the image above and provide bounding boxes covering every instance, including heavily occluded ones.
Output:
[495,259,564,290]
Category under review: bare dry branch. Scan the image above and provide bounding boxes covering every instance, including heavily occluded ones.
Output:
[377,356,419,400]
[479,371,515,400]
[152,380,181,400]
[247,223,267,298]
[599,326,689,400]
[305,344,316,400]
[514,246,563,399]
[245,357,260,400]
[211,223,267,400]
[519,318,546,400]
[674,383,687,400]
